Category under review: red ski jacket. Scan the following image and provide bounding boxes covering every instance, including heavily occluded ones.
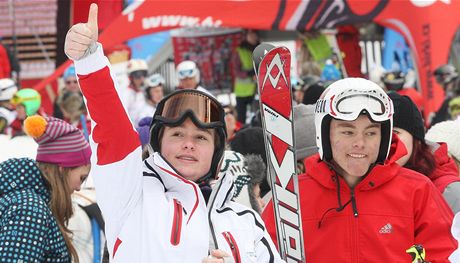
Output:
[262,136,457,262]
[429,142,460,193]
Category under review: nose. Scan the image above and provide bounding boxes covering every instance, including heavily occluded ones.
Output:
[352,134,365,148]
[182,137,195,150]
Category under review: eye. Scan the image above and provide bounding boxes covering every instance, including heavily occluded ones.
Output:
[366,131,377,136]
[80,175,88,183]
[197,135,208,141]
[393,129,400,135]
[341,130,353,135]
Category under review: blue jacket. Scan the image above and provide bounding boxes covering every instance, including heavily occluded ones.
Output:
[0,158,71,262]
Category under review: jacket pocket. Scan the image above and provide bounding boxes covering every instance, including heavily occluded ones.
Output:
[222,231,241,263]
[170,199,183,246]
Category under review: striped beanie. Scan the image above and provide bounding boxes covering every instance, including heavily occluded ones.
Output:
[24,115,91,167]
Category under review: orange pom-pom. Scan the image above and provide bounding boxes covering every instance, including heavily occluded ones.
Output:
[24,115,47,138]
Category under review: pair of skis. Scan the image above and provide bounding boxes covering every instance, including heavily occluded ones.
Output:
[253,44,305,263]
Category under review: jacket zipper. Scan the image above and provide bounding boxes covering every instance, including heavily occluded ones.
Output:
[170,199,183,246]
[222,231,241,263]
[350,189,359,262]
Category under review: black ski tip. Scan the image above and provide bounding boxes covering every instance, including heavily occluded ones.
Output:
[252,43,276,75]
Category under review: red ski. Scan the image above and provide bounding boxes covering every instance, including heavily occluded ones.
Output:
[253,44,305,263]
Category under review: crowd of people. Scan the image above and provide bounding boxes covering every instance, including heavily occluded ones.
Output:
[2,3,460,262]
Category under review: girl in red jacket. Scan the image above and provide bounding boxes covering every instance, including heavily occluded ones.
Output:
[263,78,457,262]
[389,92,460,214]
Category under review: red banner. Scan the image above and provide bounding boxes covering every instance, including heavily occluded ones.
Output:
[36,0,460,120]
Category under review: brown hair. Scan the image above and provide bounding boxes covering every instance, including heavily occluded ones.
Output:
[36,162,79,263]
[404,139,436,177]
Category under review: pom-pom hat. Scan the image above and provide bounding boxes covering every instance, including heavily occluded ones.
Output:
[24,115,91,167]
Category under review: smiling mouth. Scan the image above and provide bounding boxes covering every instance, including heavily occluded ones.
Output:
[348,153,366,158]
[177,156,197,161]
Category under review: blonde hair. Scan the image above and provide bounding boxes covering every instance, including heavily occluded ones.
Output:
[36,162,79,263]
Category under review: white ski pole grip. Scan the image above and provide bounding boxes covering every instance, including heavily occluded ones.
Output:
[253,43,305,263]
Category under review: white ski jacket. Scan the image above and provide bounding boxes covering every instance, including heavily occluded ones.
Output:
[74,44,282,263]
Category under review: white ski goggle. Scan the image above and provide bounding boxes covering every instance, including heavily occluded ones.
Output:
[178,69,196,79]
[316,88,393,122]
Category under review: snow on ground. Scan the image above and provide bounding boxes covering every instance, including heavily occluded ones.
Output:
[0,135,38,162]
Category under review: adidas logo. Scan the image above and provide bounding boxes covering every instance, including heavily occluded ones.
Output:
[379,223,393,234]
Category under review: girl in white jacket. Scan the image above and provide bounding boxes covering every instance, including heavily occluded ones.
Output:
[64,4,282,263]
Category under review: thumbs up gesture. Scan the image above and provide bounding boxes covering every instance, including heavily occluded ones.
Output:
[64,3,99,60]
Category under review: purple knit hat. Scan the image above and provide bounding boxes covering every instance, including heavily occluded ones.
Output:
[24,115,91,167]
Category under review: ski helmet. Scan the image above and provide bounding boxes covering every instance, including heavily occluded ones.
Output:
[434,64,458,85]
[0,78,18,102]
[150,89,227,183]
[10,88,41,116]
[314,78,394,163]
[381,71,405,91]
[177,60,200,82]
[127,59,148,76]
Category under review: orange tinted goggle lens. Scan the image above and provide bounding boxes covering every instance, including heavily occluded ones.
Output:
[10,95,40,105]
[160,92,222,124]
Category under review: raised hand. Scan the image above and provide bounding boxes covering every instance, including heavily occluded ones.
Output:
[64,3,99,60]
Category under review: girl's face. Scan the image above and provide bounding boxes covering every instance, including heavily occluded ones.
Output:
[161,118,215,182]
[66,164,91,192]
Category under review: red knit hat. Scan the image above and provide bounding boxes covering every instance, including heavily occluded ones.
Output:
[24,115,91,167]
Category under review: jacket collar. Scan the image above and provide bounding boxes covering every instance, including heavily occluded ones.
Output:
[145,153,205,221]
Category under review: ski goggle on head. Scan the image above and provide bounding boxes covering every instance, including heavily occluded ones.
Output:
[178,69,197,80]
[154,90,225,129]
[315,80,393,122]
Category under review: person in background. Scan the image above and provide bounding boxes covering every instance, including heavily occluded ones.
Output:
[9,88,42,137]
[223,104,241,142]
[232,29,259,124]
[54,65,82,119]
[389,92,460,213]
[449,96,460,121]
[121,59,148,121]
[68,173,105,263]
[176,60,213,96]
[431,64,460,126]
[262,78,456,262]
[64,5,282,261]
[0,42,20,82]
[301,75,325,106]
[59,90,91,136]
[0,78,18,134]
[382,70,423,113]
[293,103,318,174]
[135,116,153,160]
[133,73,165,125]
[0,115,92,262]
[426,120,460,171]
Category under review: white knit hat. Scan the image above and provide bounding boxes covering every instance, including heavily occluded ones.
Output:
[426,120,460,161]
